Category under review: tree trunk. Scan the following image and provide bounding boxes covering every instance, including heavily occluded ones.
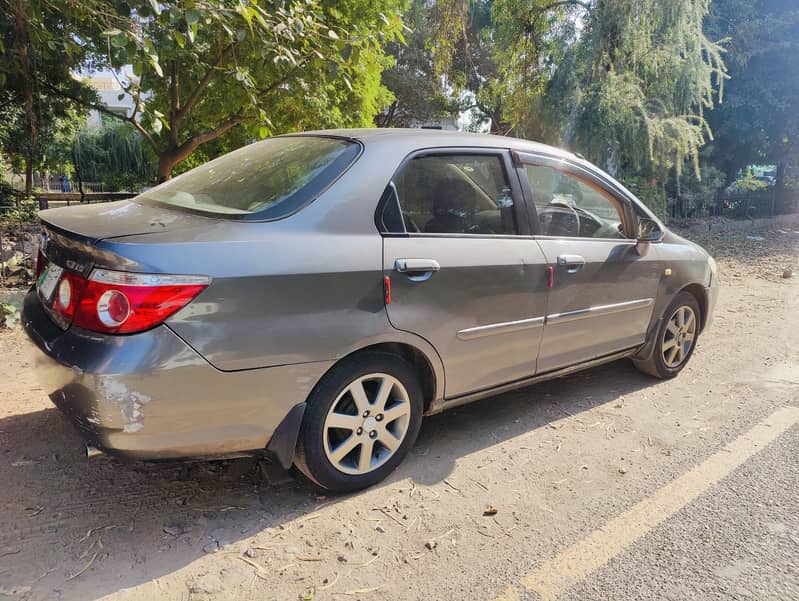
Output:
[157,146,194,182]
[605,142,618,177]
[15,0,37,196]
[775,162,786,190]
[561,100,580,148]
[75,166,85,203]
[157,155,175,183]
[24,157,33,198]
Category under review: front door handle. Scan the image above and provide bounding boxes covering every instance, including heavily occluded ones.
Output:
[395,258,440,281]
[557,254,586,273]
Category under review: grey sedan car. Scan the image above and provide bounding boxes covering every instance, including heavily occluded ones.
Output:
[23,129,718,491]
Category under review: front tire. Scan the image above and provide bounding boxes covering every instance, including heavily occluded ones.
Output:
[294,352,423,492]
[633,291,701,379]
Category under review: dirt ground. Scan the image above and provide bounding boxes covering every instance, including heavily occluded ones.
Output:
[0,226,797,601]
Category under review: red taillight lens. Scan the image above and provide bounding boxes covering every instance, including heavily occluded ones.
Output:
[50,269,210,334]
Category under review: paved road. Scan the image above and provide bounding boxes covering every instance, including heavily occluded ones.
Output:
[563,423,799,601]
[0,229,796,601]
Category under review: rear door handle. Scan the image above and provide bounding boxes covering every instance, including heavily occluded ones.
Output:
[395,258,440,281]
[557,254,586,273]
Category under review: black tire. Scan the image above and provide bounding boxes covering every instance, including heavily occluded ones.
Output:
[633,291,702,379]
[294,352,423,493]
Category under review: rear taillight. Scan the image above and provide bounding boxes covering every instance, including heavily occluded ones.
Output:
[50,268,210,334]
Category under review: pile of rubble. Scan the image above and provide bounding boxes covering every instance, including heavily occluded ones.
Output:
[0,224,38,289]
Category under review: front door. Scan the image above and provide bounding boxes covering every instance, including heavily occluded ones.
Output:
[520,160,663,373]
[380,150,550,398]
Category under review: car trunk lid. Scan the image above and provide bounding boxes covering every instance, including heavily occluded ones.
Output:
[39,199,210,245]
[35,200,214,333]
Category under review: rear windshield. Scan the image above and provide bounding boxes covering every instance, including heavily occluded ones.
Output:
[138,136,360,220]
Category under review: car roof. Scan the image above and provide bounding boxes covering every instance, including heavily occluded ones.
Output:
[287,128,578,160]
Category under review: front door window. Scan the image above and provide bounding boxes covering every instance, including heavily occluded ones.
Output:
[525,165,626,239]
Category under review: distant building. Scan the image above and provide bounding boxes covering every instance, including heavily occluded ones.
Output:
[408,116,459,131]
[83,75,136,128]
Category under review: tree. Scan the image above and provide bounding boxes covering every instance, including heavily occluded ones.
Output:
[514,1,726,183]
[428,0,727,187]
[377,0,460,128]
[704,0,799,187]
[1,102,84,190]
[0,0,100,193]
[71,122,156,191]
[68,0,404,181]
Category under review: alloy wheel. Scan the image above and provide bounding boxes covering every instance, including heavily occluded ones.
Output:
[322,373,412,475]
[662,305,697,368]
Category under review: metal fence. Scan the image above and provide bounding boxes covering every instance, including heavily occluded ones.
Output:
[41,181,107,193]
[671,190,798,220]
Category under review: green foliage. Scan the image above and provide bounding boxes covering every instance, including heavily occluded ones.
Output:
[734,168,769,193]
[429,0,727,184]
[377,0,461,127]
[674,164,726,216]
[623,176,669,222]
[0,196,38,223]
[0,1,103,191]
[71,123,156,191]
[3,0,404,182]
[544,0,726,181]
[704,0,799,185]
[2,103,84,177]
[0,175,21,209]
[79,0,404,178]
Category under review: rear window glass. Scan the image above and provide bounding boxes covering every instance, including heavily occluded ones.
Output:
[138,136,360,219]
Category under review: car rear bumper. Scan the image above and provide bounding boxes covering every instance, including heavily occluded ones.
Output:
[21,289,329,460]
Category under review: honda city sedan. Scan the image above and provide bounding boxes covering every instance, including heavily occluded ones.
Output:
[22,129,718,491]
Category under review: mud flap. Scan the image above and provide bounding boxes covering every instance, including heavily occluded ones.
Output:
[266,402,306,469]
[631,315,664,361]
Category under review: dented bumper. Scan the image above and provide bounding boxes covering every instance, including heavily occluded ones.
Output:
[21,290,330,460]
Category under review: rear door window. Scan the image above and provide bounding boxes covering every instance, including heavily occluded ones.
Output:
[392,154,518,235]
[138,136,360,220]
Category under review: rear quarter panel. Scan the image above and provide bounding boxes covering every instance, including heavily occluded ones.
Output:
[94,142,415,372]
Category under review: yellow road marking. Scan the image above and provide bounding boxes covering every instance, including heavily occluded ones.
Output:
[509,405,799,601]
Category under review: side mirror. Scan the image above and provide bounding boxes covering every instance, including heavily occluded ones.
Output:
[636,217,663,242]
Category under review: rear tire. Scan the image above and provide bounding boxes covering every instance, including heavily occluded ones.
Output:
[294,352,423,493]
[633,291,701,379]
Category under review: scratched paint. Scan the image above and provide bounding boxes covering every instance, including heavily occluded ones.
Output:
[97,378,152,433]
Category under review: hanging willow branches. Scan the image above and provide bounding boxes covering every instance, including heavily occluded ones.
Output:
[71,122,156,190]
[559,0,728,179]
[429,0,728,182]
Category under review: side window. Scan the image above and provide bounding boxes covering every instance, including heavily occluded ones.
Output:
[393,154,517,235]
[525,165,626,239]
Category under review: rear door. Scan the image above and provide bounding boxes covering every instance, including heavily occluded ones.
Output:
[379,149,550,398]
[516,153,662,373]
